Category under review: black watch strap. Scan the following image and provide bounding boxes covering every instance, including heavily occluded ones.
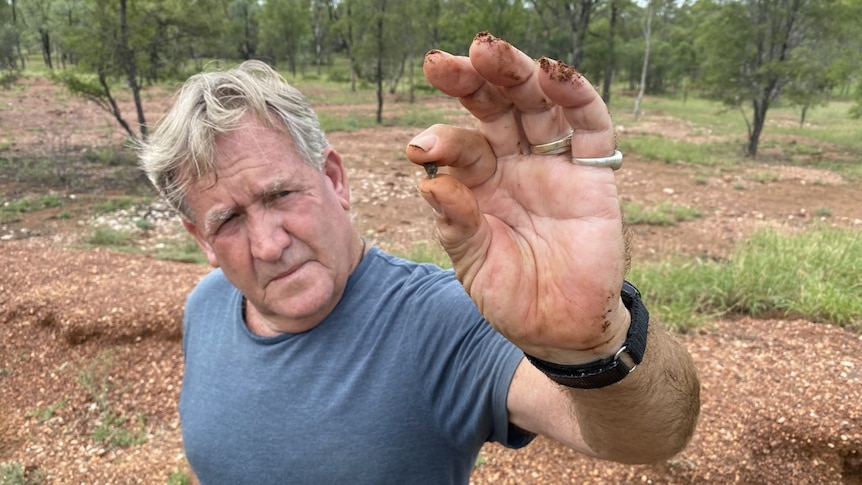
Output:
[525,281,650,389]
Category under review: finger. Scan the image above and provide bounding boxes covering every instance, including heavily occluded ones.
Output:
[405,125,498,188]
[468,33,570,145]
[416,174,490,277]
[467,33,615,159]
[423,49,525,156]
[537,57,616,158]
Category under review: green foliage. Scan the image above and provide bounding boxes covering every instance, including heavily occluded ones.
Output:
[0,462,44,485]
[82,146,138,167]
[0,22,19,74]
[259,0,309,74]
[78,352,116,412]
[688,0,857,156]
[91,198,135,214]
[86,227,137,249]
[402,241,452,269]
[92,411,147,448]
[748,171,780,184]
[631,227,862,332]
[78,352,149,450]
[852,81,862,119]
[619,134,736,167]
[1,195,65,224]
[623,201,702,226]
[153,234,209,265]
[167,468,192,485]
[27,398,69,424]
[616,93,862,181]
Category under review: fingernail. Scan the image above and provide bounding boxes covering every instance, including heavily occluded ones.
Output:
[417,185,443,216]
[408,134,438,153]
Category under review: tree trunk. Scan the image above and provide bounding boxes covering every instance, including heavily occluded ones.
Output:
[601,0,617,104]
[748,97,769,158]
[97,70,136,140]
[375,0,386,124]
[633,0,654,121]
[10,0,25,70]
[313,2,325,76]
[119,0,147,140]
[347,0,357,92]
[568,0,594,67]
[40,29,53,70]
[408,39,415,104]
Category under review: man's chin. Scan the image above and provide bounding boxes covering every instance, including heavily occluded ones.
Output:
[253,288,335,333]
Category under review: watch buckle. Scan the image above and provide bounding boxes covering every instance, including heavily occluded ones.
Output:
[615,345,638,374]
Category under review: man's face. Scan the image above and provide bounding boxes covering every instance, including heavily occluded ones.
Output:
[182,115,356,334]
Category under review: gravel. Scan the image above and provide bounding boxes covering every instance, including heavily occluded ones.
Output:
[2,241,861,484]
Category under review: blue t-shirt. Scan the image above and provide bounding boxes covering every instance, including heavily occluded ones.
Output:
[179,248,533,484]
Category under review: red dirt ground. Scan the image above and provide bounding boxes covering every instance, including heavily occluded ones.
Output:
[1,77,861,484]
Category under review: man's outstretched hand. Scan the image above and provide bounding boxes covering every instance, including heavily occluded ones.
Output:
[406,32,628,365]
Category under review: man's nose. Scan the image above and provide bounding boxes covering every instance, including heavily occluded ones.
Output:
[248,212,290,262]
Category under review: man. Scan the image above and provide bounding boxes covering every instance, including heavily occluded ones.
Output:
[138,33,699,484]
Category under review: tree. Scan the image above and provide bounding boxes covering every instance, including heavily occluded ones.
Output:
[328,0,359,90]
[259,0,311,74]
[310,0,330,75]
[227,0,261,61]
[533,0,600,67]
[601,0,619,104]
[632,0,654,120]
[693,0,838,158]
[373,0,386,123]
[57,0,224,142]
[1,1,21,75]
[2,0,25,71]
[18,0,55,69]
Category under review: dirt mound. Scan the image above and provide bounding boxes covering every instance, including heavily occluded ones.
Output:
[1,241,208,345]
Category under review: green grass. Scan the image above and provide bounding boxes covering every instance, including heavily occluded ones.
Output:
[396,226,862,335]
[0,461,44,485]
[1,195,65,223]
[153,234,209,265]
[167,468,192,485]
[27,397,69,423]
[315,96,452,132]
[92,411,147,448]
[630,226,862,332]
[78,352,149,450]
[623,201,702,226]
[618,134,741,166]
[402,241,452,268]
[612,91,862,180]
[91,198,136,214]
[86,226,137,249]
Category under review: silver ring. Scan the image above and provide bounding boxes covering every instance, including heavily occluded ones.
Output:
[530,132,574,155]
[573,150,623,170]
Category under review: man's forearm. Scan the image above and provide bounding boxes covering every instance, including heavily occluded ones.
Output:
[569,324,701,464]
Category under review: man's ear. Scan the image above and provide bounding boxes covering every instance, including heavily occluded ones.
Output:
[323,148,350,210]
[182,218,220,268]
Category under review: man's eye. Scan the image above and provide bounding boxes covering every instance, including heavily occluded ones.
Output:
[276,191,292,198]
[214,214,237,234]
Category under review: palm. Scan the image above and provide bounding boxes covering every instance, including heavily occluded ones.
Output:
[407,34,627,361]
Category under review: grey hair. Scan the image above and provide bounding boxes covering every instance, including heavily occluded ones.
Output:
[137,60,329,219]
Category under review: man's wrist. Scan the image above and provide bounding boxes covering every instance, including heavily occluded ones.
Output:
[525,281,650,389]
[535,290,631,367]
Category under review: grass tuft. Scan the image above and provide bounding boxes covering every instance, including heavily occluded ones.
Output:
[630,226,862,332]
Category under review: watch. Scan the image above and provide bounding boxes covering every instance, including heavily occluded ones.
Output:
[524,281,649,389]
